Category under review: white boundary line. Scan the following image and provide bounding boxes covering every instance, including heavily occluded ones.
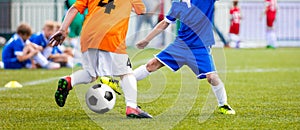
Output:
[225,68,300,73]
[1,67,299,92]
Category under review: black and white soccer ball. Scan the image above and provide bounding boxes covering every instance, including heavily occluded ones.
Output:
[85,84,116,114]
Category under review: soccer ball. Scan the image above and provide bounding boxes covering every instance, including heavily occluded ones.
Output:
[85,84,116,114]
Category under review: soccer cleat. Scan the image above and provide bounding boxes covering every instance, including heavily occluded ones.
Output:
[99,76,122,95]
[266,45,275,49]
[218,104,236,115]
[224,43,231,48]
[55,76,72,107]
[126,106,153,119]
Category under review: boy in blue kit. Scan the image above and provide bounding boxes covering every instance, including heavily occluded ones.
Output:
[134,0,235,114]
[2,23,60,69]
[30,21,73,68]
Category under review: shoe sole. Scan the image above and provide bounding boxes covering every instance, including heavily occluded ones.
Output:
[219,109,236,115]
[126,113,152,119]
[55,78,69,107]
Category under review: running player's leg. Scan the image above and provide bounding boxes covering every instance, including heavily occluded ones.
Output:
[72,48,112,86]
[187,47,235,114]
[111,53,152,118]
[207,73,235,114]
[55,49,102,107]
[134,44,183,81]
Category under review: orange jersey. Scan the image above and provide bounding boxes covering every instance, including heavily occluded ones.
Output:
[74,0,145,54]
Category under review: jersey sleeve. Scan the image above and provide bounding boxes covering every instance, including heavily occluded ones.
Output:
[165,2,178,24]
[13,40,24,56]
[29,35,38,44]
[74,0,88,14]
[29,35,43,48]
[130,0,146,15]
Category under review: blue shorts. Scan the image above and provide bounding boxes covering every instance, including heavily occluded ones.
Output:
[155,44,216,79]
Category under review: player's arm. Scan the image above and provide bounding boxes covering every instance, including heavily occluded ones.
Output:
[136,20,169,49]
[49,6,78,46]
[16,54,33,62]
[28,42,43,51]
[137,2,178,49]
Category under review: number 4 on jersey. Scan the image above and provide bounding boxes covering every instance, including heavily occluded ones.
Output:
[98,0,115,14]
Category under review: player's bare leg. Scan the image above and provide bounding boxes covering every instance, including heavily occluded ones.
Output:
[207,73,235,114]
[22,45,38,69]
[134,58,164,81]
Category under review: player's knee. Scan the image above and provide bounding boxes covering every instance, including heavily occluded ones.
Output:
[119,73,133,80]
[146,58,163,72]
[206,73,220,86]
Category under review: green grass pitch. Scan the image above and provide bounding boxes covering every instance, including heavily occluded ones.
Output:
[0,48,299,129]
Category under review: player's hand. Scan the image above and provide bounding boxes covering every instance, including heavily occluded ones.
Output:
[49,30,66,46]
[136,40,149,49]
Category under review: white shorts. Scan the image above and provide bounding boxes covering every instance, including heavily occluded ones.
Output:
[82,49,133,78]
[111,53,133,76]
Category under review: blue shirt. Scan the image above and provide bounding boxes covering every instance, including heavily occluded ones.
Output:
[29,32,62,57]
[2,34,31,69]
[29,32,48,48]
[165,0,216,48]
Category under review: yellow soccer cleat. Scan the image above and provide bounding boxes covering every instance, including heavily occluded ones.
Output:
[218,104,236,115]
[99,76,122,95]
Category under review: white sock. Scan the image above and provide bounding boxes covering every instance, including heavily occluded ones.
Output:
[121,74,137,108]
[211,82,228,106]
[271,30,277,47]
[34,52,49,67]
[70,70,93,86]
[266,30,276,47]
[133,65,150,81]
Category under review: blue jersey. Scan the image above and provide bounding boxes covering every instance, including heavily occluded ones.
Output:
[29,32,48,48]
[165,0,216,48]
[29,31,62,58]
[2,34,31,69]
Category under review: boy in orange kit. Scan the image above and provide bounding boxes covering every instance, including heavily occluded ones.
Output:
[49,0,152,118]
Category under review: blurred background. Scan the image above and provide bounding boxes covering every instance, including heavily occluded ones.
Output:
[0,0,299,48]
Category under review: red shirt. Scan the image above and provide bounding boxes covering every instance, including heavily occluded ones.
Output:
[229,7,241,34]
[265,0,277,27]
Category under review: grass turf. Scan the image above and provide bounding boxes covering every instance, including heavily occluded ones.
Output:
[0,48,299,129]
